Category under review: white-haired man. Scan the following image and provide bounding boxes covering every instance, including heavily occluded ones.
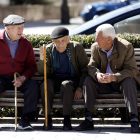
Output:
[76,24,140,133]
[0,14,39,130]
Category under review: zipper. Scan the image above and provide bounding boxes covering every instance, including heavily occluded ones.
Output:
[12,59,14,65]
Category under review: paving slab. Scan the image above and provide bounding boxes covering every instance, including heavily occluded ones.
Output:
[0,123,140,140]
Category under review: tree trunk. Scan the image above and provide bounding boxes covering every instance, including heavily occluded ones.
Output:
[61,0,70,24]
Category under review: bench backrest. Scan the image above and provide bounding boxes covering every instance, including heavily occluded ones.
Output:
[33,48,140,82]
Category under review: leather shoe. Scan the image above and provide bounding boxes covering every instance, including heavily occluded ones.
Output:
[43,115,52,131]
[63,122,72,131]
[43,123,52,131]
[131,121,139,133]
[76,119,94,131]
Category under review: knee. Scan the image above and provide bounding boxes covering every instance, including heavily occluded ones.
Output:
[121,78,136,87]
[84,76,94,85]
[29,80,39,90]
[61,80,71,88]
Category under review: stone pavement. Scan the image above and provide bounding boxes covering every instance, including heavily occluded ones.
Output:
[0,122,140,140]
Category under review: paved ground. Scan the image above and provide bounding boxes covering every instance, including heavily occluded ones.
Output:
[0,122,140,140]
[0,17,84,35]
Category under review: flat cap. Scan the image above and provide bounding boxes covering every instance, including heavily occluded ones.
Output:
[3,14,25,26]
[51,27,69,39]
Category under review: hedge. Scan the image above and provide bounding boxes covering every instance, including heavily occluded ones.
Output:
[24,33,140,48]
[1,33,140,120]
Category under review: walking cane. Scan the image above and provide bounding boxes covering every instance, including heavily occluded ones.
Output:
[14,72,20,131]
[43,44,48,130]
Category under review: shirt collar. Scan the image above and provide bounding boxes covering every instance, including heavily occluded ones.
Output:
[102,42,114,54]
[5,31,19,42]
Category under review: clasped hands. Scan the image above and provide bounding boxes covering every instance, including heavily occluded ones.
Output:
[97,73,117,83]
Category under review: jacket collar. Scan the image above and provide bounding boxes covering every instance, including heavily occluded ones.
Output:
[109,37,118,60]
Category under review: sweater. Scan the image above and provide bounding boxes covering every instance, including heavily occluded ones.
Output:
[0,30,37,79]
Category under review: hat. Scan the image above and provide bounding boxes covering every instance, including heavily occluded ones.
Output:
[51,27,69,39]
[3,14,25,26]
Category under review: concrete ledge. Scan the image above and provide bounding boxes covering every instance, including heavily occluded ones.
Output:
[0,117,121,123]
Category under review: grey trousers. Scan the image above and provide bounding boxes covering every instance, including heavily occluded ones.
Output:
[40,78,78,115]
[83,76,138,116]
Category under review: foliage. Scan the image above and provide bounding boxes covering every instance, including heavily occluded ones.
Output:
[0,107,14,118]
[25,34,52,48]
[50,108,120,122]
[117,33,140,48]
[24,33,140,49]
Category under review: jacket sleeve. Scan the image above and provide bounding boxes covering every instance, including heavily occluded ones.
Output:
[37,45,52,76]
[114,44,139,82]
[77,45,89,88]
[88,44,101,81]
[22,42,37,79]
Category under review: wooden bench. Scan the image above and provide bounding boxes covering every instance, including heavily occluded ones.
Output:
[0,48,140,122]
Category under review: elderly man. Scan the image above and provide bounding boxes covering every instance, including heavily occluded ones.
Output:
[37,27,88,130]
[0,15,39,130]
[76,24,140,133]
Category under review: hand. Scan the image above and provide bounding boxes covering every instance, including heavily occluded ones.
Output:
[96,73,106,83]
[97,73,117,83]
[12,76,25,87]
[74,87,83,99]
[40,46,44,60]
[102,73,117,83]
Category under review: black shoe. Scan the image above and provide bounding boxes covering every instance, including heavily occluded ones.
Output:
[131,121,139,133]
[63,122,72,131]
[43,123,52,130]
[76,119,94,131]
[43,115,52,131]
[18,119,33,130]
[63,115,72,131]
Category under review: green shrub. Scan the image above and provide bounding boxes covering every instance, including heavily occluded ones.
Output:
[24,33,140,48]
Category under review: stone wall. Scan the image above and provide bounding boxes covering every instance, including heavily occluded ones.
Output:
[0,0,107,22]
[0,4,79,22]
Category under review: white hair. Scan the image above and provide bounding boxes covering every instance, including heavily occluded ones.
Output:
[96,24,116,40]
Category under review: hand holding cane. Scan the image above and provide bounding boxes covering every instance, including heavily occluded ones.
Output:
[14,72,20,131]
[43,44,48,130]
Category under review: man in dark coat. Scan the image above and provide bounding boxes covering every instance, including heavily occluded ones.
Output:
[38,27,89,131]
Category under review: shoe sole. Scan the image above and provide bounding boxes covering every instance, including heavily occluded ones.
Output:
[76,127,94,131]
[63,127,72,131]
[18,125,33,130]
[43,125,52,131]
[131,130,140,133]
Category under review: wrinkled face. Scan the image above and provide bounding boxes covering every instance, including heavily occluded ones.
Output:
[6,24,24,41]
[95,31,109,50]
[52,36,70,53]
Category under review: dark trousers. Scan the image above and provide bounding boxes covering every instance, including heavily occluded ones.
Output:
[83,76,138,116]
[40,77,78,115]
[0,75,39,116]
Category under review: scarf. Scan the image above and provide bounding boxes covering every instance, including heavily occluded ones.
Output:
[52,44,75,77]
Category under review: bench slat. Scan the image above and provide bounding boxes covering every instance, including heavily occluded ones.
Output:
[1,103,140,108]
[1,92,140,98]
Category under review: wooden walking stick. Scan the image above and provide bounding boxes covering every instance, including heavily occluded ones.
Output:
[43,44,48,130]
[14,72,20,131]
